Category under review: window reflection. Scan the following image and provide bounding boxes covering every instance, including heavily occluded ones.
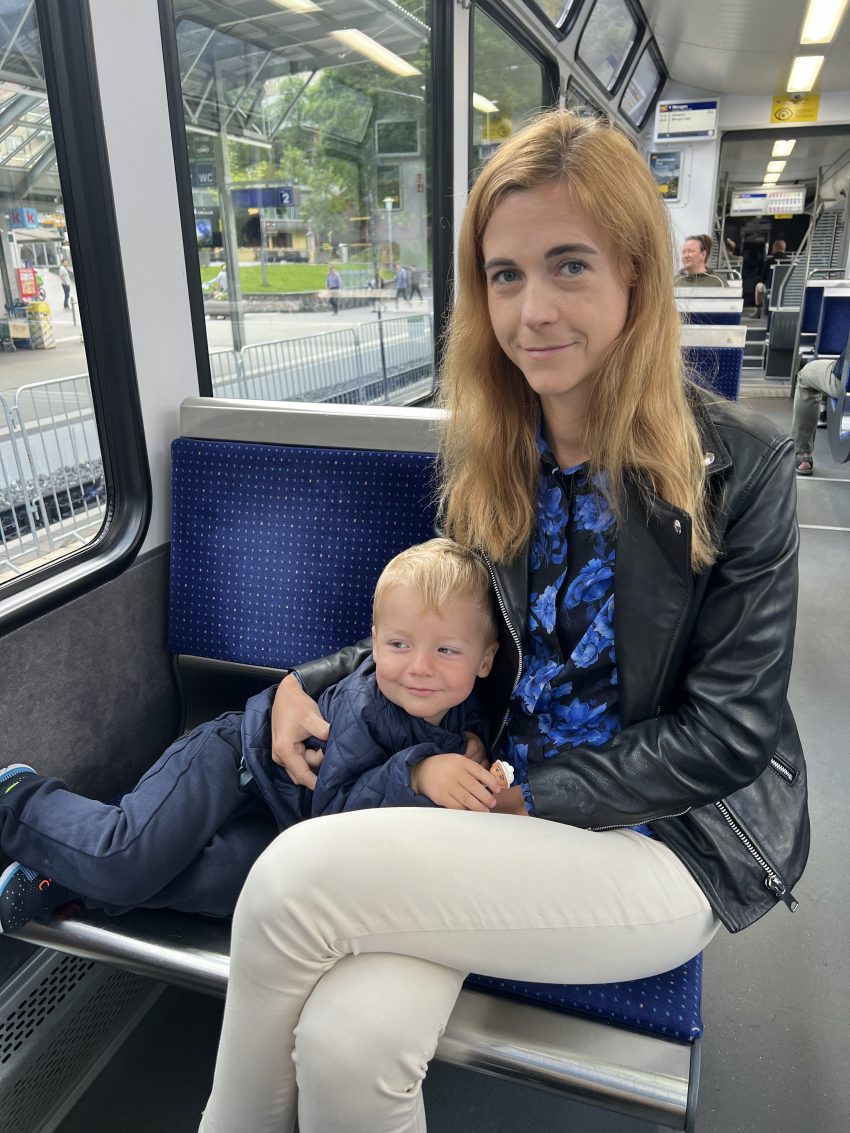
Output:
[175,0,435,408]
[620,43,664,129]
[472,7,549,165]
[0,6,104,584]
[577,0,641,94]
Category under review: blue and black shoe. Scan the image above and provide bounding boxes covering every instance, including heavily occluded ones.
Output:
[0,862,76,933]
[0,764,37,797]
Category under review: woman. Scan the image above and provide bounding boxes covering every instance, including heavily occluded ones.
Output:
[676,233,726,286]
[200,112,809,1132]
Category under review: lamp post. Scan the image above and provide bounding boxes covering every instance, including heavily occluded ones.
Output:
[383,196,394,270]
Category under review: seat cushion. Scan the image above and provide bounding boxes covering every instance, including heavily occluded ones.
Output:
[465,952,703,1043]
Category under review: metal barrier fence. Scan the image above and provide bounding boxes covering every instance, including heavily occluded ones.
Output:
[1,316,434,577]
[215,314,435,405]
[0,374,105,578]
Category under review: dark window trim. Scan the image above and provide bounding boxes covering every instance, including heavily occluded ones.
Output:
[575,0,645,98]
[522,0,585,38]
[565,73,609,120]
[476,0,561,111]
[619,38,667,131]
[431,0,453,368]
[1,0,151,635]
[158,0,213,397]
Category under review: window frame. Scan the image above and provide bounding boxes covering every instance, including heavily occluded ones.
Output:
[0,0,151,633]
[471,0,561,163]
[521,0,585,38]
[575,0,645,98]
[158,0,451,388]
[619,38,667,131]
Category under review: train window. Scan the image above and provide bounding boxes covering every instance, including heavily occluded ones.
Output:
[619,40,666,130]
[576,0,643,95]
[472,4,556,165]
[522,0,584,36]
[565,75,609,122]
[170,0,435,409]
[0,5,103,589]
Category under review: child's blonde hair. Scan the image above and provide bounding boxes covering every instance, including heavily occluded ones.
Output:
[373,538,498,642]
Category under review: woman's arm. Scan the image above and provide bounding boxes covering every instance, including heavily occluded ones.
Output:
[527,436,799,829]
[269,639,372,787]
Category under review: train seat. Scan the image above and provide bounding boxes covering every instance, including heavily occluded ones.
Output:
[10,399,704,1131]
[677,294,744,326]
[681,324,746,399]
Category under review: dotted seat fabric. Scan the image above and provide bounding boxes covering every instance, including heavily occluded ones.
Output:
[684,346,742,400]
[169,435,703,1044]
[465,952,703,1043]
[683,310,742,325]
[168,438,438,667]
[817,296,850,356]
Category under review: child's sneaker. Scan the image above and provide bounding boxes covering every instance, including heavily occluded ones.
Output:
[0,764,37,796]
[0,862,75,933]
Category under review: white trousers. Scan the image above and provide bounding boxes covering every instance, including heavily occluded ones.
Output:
[200,809,719,1133]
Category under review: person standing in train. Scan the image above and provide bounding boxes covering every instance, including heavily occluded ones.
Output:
[675,233,726,286]
[200,111,809,1133]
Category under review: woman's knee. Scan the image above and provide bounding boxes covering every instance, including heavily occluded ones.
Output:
[294,954,463,1115]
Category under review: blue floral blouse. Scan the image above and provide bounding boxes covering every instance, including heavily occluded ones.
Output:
[502,433,626,821]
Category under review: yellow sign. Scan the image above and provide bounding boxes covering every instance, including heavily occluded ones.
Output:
[771,93,820,124]
[483,114,513,143]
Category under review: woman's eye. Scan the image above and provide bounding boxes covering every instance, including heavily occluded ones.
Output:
[560,261,586,277]
[491,268,519,285]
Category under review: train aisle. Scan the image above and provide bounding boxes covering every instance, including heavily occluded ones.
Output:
[58,397,850,1133]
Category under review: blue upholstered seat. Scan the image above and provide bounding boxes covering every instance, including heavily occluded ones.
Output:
[169,436,703,1046]
[466,955,703,1042]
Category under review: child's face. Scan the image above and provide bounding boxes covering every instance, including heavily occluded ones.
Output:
[372,584,498,726]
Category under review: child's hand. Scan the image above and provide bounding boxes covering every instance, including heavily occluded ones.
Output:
[411,755,499,811]
[462,731,487,765]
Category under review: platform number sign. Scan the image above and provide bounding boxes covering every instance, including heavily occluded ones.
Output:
[277,187,295,207]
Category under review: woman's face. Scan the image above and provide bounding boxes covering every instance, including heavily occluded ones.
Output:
[681,239,707,274]
[482,183,630,418]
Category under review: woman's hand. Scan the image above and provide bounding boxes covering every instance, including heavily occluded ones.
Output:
[490,786,529,815]
[411,755,499,811]
[270,674,330,790]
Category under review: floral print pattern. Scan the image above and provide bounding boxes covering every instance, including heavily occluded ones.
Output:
[504,435,620,811]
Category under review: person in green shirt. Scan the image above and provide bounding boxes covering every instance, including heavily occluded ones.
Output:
[675,234,725,287]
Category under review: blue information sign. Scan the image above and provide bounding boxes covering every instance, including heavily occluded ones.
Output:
[655,100,718,141]
[231,187,297,208]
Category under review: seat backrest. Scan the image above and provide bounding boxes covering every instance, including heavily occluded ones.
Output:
[816,291,850,356]
[680,325,746,400]
[169,436,438,668]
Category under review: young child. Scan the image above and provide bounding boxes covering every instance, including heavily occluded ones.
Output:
[0,539,500,933]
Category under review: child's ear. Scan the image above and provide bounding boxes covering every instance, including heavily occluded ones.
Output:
[477,641,498,678]
[371,625,377,649]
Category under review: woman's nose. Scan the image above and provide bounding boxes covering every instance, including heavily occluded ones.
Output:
[521,279,557,327]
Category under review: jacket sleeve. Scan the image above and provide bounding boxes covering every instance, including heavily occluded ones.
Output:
[527,433,799,829]
[311,691,438,816]
[293,638,372,699]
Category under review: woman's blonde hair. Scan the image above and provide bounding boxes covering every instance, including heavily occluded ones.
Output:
[437,110,715,571]
[373,538,498,643]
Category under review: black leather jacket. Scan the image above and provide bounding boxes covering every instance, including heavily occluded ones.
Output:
[296,394,810,933]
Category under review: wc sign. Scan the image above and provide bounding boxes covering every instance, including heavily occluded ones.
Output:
[9,205,38,228]
[190,163,217,188]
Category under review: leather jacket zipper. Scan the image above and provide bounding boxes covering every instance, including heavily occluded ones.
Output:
[715,799,799,911]
[482,554,522,748]
[590,806,692,832]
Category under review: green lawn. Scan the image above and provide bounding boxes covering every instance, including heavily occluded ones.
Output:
[200,262,393,293]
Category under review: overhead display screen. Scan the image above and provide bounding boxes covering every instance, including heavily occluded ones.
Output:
[730,187,806,215]
[655,99,718,141]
